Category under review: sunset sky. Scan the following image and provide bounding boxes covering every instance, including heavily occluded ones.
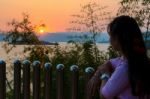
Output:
[0,0,120,33]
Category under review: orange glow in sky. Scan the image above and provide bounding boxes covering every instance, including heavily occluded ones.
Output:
[0,0,120,33]
[40,29,44,33]
[35,25,47,35]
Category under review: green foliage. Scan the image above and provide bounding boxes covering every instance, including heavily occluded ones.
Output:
[106,46,120,59]
[24,45,52,65]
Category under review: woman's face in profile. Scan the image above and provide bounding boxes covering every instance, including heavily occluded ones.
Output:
[108,32,121,51]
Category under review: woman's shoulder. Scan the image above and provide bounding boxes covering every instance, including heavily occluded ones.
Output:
[109,57,122,68]
[109,57,121,62]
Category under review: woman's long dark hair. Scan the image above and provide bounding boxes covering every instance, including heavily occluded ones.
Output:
[108,16,150,97]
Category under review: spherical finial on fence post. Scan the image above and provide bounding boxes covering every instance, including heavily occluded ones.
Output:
[70,65,79,99]
[44,62,52,99]
[22,60,31,99]
[56,64,65,99]
[56,64,65,71]
[33,61,41,67]
[0,60,5,65]
[14,60,21,65]
[85,67,95,75]
[23,60,31,66]
[44,63,52,69]
[85,66,95,81]
[70,65,79,72]
[14,60,21,99]
[32,61,41,99]
[0,60,6,99]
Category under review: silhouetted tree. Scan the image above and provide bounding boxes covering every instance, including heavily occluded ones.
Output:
[5,13,40,44]
[67,2,112,65]
[118,0,150,42]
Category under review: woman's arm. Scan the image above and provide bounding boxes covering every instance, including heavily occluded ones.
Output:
[100,64,129,99]
[87,61,114,96]
[100,80,118,99]
[100,80,107,99]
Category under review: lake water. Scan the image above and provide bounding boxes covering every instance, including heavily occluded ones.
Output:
[0,42,110,61]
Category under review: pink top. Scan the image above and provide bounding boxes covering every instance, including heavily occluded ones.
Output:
[101,57,138,99]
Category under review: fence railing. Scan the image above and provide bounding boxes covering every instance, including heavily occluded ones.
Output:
[0,60,96,99]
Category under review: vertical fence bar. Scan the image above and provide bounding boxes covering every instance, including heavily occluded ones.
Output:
[0,60,6,99]
[85,67,95,99]
[33,61,41,99]
[14,60,21,99]
[56,64,65,99]
[23,60,31,99]
[70,65,79,99]
[44,63,52,99]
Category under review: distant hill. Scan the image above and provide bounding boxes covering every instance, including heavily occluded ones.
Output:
[0,32,149,44]
[38,32,110,43]
[0,32,110,43]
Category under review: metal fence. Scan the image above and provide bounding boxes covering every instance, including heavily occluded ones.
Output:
[0,60,96,99]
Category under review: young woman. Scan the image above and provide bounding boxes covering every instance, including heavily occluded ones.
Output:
[87,16,150,99]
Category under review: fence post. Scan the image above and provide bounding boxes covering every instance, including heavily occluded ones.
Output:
[44,63,52,99]
[14,60,21,99]
[0,60,6,99]
[85,67,95,99]
[56,64,65,99]
[23,60,31,99]
[33,61,41,99]
[70,65,79,99]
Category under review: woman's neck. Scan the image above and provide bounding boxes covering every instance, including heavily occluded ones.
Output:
[119,51,127,60]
